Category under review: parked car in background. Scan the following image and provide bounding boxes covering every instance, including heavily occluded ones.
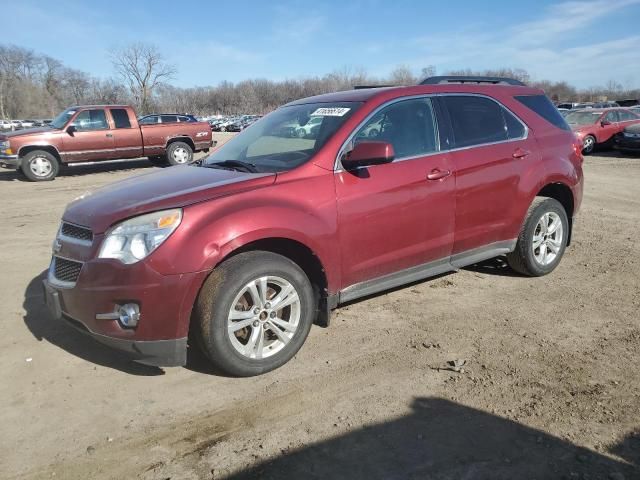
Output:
[565,108,640,154]
[592,101,620,108]
[613,123,640,154]
[139,114,199,124]
[19,120,36,128]
[9,120,21,129]
[0,120,13,131]
[42,76,583,375]
[0,105,212,180]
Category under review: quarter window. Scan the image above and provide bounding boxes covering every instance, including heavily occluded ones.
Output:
[354,98,438,159]
[71,110,108,131]
[110,109,131,129]
[140,116,159,125]
[618,110,638,121]
[443,96,508,148]
[503,108,526,139]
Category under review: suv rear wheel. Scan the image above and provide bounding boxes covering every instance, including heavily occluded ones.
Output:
[507,197,569,276]
[194,251,315,377]
[21,150,59,181]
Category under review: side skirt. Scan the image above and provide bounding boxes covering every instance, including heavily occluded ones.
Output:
[337,240,516,305]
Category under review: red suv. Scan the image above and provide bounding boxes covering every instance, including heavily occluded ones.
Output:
[43,76,584,376]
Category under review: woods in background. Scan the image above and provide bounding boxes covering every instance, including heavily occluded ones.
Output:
[1,42,637,119]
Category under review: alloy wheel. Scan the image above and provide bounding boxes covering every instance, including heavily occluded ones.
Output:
[532,212,563,266]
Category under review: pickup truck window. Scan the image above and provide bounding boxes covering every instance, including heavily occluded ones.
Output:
[204,102,361,173]
[110,109,131,129]
[161,115,178,123]
[50,108,78,129]
[71,110,109,131]
[140,116,159,125]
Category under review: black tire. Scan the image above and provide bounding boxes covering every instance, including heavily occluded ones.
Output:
[507,197,569,276]
[20,150,59,181]
[194,251,315,377]
[582,135,596,155]
[148,155,168,167]
[166,141,193,166]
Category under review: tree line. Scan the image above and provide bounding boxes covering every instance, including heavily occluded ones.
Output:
[1,42,638,119]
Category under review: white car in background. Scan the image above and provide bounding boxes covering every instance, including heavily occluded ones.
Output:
[0,120,14,131]
[19,120,36,128]
[9,120,22,129]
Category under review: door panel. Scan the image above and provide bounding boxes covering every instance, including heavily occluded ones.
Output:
[449,137,538,253]
[62,109,115,162]
[336,154,455,288]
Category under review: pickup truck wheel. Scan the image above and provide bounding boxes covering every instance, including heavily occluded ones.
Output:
[166,142,193,165]
[194,251,314,377]
[507,197,569,276]
[20,150,59,181]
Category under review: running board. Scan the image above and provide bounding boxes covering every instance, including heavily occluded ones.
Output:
[338,240,516,304]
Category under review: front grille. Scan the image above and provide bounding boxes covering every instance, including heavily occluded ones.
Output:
[61,222,93,242]
[53,257,83,283]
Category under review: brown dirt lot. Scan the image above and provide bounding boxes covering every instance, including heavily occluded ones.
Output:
[0,140,638,479]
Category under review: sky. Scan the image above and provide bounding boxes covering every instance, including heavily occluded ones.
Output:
[4,0,640,89]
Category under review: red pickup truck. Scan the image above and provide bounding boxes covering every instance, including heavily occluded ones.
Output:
[0,105,212,181]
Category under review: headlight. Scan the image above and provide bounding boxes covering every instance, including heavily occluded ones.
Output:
[0,140,9,149]
[98,209,182,264]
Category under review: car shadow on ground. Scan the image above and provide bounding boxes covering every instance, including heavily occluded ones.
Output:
[22,270,164,376]
[464,255,523,277]
[222,397,638,480]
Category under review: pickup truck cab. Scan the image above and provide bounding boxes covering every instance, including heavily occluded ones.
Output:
[43,77,584,376]
[0,105,212,181]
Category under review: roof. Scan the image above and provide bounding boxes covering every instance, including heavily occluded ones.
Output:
[285,83,543,107]
[69,105,132,110]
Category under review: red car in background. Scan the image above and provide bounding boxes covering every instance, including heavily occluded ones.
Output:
[565,108,640,154]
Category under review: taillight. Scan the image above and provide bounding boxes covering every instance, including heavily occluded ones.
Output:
[573,135,584,162]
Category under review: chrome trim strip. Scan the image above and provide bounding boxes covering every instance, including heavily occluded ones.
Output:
[334,93,529,172]
[338,240,516,304]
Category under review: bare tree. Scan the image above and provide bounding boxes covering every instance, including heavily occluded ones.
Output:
[110,42,175,114]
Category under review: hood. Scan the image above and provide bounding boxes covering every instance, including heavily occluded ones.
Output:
[63,165,276,233]
[0,127,56,140]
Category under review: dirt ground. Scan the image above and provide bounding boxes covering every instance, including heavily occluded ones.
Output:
[0,139,638,479]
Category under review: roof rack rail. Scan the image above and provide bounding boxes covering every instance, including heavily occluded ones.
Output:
[420,76,526,86]
[353,85,396,89]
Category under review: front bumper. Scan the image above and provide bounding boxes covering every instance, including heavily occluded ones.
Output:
[0,153,20,169]
[43,254,206,367]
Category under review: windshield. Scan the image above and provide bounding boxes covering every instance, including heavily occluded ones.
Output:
[565,111,602,126]
[50,107,78,129]
[204,102,362,173]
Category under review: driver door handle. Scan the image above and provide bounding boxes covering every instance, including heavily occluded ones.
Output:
[106,133,113,138]
[427,169,451,181]
[512,148,531,159]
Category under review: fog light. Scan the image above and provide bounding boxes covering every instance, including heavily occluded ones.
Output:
[118,303,140,328]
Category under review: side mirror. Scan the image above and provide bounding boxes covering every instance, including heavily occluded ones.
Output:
[66,125,77,135]
[342,141,395,170]
[600,120,610,127]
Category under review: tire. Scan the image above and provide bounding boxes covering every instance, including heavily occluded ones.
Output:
[166,141,193,166]
[194,251,315,377]
[582,135,596,155]
[507,197,569,276]
[20,150,59,181]
[296,128,306,138]
[148,155,167,167]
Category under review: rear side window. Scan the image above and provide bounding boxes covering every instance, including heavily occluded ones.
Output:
[443,96,508,148]
[515,95,570,131]
[110,109,131,129]
[619,110,639,121]
[160,115,178,123]
[140,116,158,125]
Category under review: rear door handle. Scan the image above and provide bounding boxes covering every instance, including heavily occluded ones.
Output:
[427,169,451,181]
[512,148,531,159]
[106,133,113,138]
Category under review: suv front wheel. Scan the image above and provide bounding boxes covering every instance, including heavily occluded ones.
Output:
[507,197,569,276]
[194,251,315,376]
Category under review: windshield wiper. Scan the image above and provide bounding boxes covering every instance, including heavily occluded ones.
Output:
[203,160,259,173]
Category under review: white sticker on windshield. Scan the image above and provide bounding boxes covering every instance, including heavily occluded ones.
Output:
[310,107,351,117]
